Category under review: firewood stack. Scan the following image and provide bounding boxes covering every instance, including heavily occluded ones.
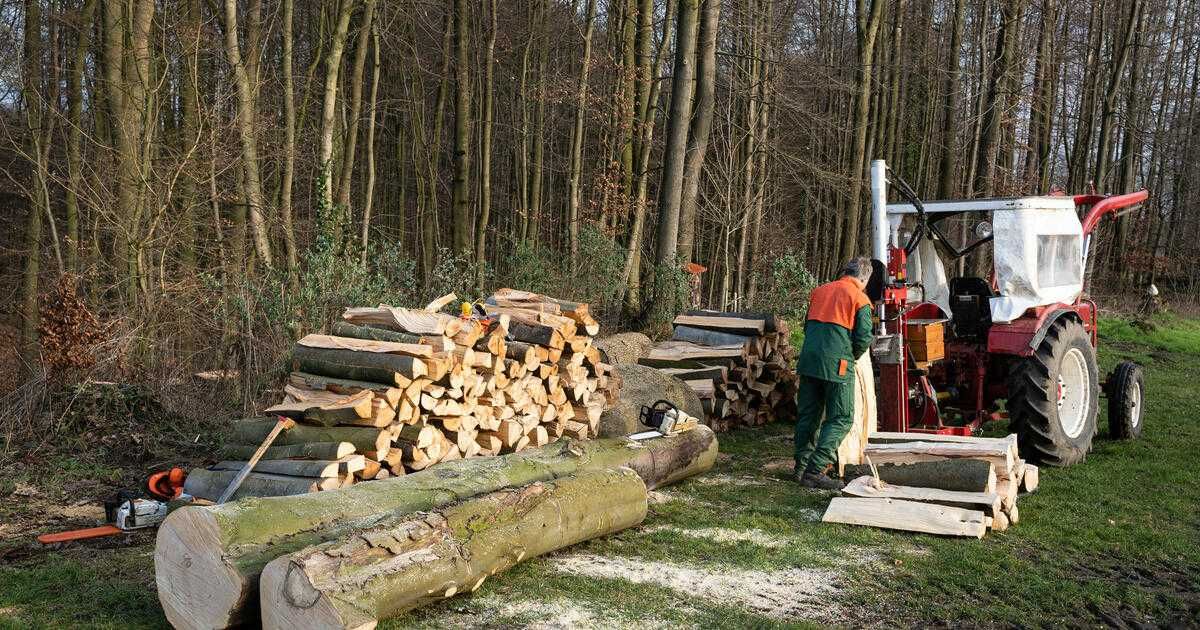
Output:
[826,432,1037,538]
[638,310,798,431]
[201,291,617,501]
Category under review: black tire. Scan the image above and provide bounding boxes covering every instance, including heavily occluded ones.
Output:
[1107,361,1145,439]
[1006,319,1099,466]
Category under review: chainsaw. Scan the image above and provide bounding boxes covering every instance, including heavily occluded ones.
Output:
[36,468,188,545]
[638,400,700,436]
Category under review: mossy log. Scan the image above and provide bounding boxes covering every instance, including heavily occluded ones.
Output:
[842,458,996,494]
[292,345,427,384]
[231,418,392,456]
[259,468,647,629]
[330,321,425,345]
[218,441,356,461]
[211,456,365,479]
[154,428,716,629]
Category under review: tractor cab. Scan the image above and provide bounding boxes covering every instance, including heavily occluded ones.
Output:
[866,159,1147,466]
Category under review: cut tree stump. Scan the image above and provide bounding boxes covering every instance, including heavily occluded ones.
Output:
[822,497,988,538]
[154,428,716,629]
[259,468,647,629]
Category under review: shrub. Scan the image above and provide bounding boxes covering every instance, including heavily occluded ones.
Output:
[754,252,818,318]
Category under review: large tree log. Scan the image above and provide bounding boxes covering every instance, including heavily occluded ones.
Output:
[298,333,434,358]
[842,458,996,494]
[863,441,1014,477]
[637,341,745,368]
[594,332,652,365]
[823,497,988,538]
[219,441,356,462]
[259,468,646,629]
[183,469,340,502]
[231,418,392,456]
[293,344,427,383]
[154,429,715,629]
[598,363,705,437]
[342,306,462,337]
[289,372,404,408]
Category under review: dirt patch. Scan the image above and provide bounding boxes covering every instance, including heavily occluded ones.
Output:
[554,554,843,622]
[646,489,711,507]
[641,525,788,548]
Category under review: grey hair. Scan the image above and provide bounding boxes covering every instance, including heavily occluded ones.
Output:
[841,256,873,283]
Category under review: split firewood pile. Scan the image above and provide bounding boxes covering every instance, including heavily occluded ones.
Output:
[187,290,618,502]
[824,432,1039,538]
[155,429,718,630]
[637,310,798,431]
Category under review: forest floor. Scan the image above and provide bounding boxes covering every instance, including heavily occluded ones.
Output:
[2,315,1199,628]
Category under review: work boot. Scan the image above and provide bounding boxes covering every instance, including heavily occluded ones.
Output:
[799,467,845,491]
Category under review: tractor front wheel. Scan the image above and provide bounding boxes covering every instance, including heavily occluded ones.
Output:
[1107,361,1145,439]
[1007,319,1099,466]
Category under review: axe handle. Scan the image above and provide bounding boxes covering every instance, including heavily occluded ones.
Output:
[216,416,295,504]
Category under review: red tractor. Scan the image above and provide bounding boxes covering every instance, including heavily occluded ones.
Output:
[867,160,1146,466]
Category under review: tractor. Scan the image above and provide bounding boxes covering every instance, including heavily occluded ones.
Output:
[866,159,1146,466]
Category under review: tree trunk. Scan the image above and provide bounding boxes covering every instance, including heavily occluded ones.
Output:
[222,0,274,267]
[65,0,98,274]
[568,0,599,263]
[154,429,717,629]
[678,0,721,262]
[1093,0,1143,190]
[259,469,647,629]
[837,0,885,263]
[19,0,44,376]
[336,0,378,214]
[280,0,299,270]
[973,0,1024,197]
[475,0,497,289]
[359,23,382,263]
[450,0,473,255]
[318,0,357,213]
[654,0,701,305]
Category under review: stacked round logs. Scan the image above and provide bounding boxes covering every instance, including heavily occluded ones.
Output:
[638,310,798,432]
[197,291,618,501]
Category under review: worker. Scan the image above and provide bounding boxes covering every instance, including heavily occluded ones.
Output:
[793,256,874,490]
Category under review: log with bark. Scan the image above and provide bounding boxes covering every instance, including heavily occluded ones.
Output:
[218,441,356,462]
[154,428,716,629]
[842,458,997,493]
[259,468,646,629]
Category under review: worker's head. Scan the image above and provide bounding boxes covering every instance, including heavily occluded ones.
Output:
[841,257,873,284]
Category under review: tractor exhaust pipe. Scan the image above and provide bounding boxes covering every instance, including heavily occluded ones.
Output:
[870,159,890,264]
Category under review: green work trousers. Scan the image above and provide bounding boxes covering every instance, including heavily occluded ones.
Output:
[793,373,855,474]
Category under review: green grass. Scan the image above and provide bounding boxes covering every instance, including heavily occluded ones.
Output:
[2,315,1199,628]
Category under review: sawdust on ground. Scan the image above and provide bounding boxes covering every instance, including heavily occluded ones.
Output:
[640,524,789,548]
[554,554,844,623]
[687,474,767,488]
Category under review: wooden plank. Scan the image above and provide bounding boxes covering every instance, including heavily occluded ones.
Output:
[869,432,1019,460]
[672,314,765,336]
[822,497,988,538]
[298,334,434,358]
[863,441,1014,477]
[842,476,1002,516]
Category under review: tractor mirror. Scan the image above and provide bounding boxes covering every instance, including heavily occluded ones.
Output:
[866,259,887,302]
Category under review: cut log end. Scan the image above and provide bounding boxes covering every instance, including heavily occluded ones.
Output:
[154,507,247,630]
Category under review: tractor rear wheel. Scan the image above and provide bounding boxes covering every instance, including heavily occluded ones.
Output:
[1107,361,1145,439]
[1007,319,1099,466]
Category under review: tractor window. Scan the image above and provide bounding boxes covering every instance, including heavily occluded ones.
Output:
[1036,235,1082,288]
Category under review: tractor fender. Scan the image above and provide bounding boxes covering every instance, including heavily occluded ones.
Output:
[987,307,1084,357]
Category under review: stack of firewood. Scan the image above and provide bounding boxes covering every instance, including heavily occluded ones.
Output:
[825,432,1038,538]
[638,310,798,431]
[194,291,617,501]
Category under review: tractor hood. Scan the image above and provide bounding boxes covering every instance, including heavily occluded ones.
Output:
[989,198,1083,322]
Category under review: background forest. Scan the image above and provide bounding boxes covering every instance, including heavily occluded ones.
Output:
[2,0,1197,420]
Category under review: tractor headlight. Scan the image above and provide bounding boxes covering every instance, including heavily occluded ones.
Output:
[975,221,993,239]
